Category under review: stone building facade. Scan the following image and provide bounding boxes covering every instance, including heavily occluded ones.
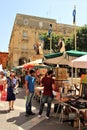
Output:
[8,13,75,68]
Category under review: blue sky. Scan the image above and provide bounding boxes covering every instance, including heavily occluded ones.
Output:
[0,0,87,52]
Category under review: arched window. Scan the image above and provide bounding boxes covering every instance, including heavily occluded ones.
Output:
[19,58,27,65]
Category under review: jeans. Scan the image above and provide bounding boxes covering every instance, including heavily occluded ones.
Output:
[39,95,53,117]
[26,93,34,114]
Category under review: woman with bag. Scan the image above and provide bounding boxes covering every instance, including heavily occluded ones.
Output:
[7,72,17,111]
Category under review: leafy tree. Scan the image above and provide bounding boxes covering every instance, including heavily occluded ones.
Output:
[39,25,87,53]
[76,25,87,51]
[65,25,87,51]
[40,32,64,51]
[65,37,74,50]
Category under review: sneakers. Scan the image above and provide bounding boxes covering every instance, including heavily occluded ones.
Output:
[38,114,49,119]
[38,115,42,118]
[45,116,49,119]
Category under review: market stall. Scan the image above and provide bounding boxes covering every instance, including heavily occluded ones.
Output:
[70,54,87,68]
[68,54,87,129]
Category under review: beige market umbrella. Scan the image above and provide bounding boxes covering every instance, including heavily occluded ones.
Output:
[44,55,72,66]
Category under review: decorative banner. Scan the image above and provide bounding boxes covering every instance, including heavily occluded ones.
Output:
[39,68,47,75]
[55,68,68,80]
[81,74,87,84]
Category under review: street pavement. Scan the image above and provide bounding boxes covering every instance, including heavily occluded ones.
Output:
[0,88,78,130]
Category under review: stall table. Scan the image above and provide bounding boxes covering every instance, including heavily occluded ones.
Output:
[62,98,87,130]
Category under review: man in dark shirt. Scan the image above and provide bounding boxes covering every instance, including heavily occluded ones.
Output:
[38,70,55,119]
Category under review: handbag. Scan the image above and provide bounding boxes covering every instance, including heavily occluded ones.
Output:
[13,87,17,94]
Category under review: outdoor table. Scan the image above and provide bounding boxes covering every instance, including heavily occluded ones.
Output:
[53,93,87,130]
[63,99,87,130]
[53,97,69,123]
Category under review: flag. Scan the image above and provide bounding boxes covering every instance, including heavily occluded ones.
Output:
[72,8,76,24]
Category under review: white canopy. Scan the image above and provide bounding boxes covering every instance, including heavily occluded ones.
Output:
[70,54,87,68]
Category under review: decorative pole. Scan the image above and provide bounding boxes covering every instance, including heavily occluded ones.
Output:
[73,5,77,78]
[73,5,76,50]
[48,24,52,54]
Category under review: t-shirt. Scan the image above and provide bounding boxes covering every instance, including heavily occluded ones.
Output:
[25,75,35,93]
[41,76,54,96]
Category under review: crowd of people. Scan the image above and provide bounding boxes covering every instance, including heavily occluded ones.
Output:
[0,68,58,119]
[0,67,81,121]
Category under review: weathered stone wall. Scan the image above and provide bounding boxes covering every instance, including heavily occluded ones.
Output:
[8,14,75,67]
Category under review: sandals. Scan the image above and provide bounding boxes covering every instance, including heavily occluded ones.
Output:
[11,108,14,111]
[9,107,11,111]
[9,107,14,111]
